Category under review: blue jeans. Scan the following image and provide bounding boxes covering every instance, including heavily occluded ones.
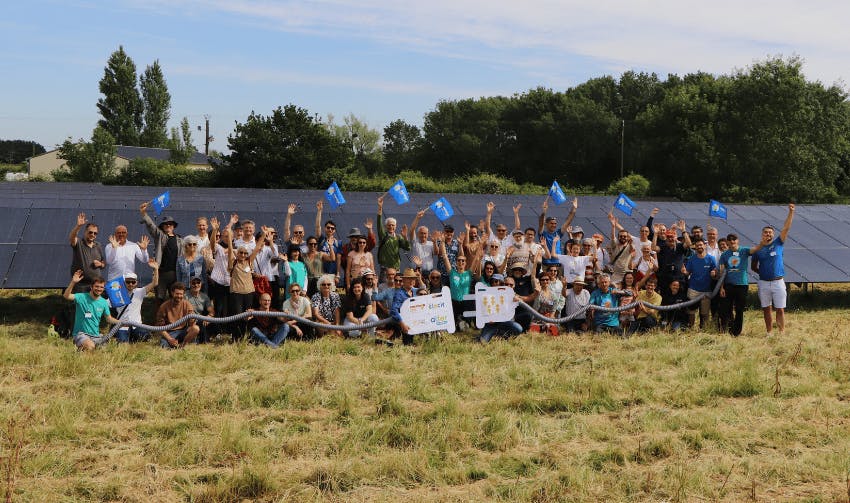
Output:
[115,326,150,343]
[250,326,289,348]
[160,329,188,348]
[343,314,380,337]
[480,321,523,343]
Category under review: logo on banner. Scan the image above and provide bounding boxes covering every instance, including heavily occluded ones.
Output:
[400,287,456,334]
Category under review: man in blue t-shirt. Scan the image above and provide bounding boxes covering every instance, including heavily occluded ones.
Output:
[751,203,795,336]
[537,197,577,253]
[589,274,622,335]
[682,240,717,330]
[63,270,120,351]
[718,234,751,336]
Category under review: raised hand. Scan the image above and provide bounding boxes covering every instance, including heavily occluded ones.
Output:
[148,258,158,269]
[287,203,297,215]
[464,221,471,231]
[209,217,219,230]
[572,197,578,210]
[541,199,549,212]
[651,207,660,217]
[432,230,443,242]
[138,235,150,249]
[513,203,522,214]
[364,217,373,231]
[411,255,422,267]
[416,209,426,219]
[139,202,149,214]
[486,201,495,212]
[229,213,239,226]
[72,269,84,283]
[678,220,686,231]
[400,224,408,236]
[76,212,87,226]
[108,234,119,248]
[607,210,616,224]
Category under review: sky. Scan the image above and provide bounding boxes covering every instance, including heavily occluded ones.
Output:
[2,0,849,155]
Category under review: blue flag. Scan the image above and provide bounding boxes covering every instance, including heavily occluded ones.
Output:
[614,192,637,216]
[709,199,728,220]
[106,276,131,308]
[151,191,170,216]
[548,181,567,205]
[325,182,346,210]
[430,197,455,222]
[389,180,410,205]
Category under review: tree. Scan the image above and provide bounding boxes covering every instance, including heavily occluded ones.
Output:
[220,105,353,188]
[326,113,383,173]
[97,46,143,145]
[54,126,117,182]
[139,60,171,148]
[167,117,196,165]
[0,140,46,164]
[382,120,423,174]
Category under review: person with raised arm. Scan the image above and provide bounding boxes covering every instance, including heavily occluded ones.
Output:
[408,209,436,277]
[751,203,795,336]
[537,197,578,253]
[283,203,309,254]
[69,212,105,293]
[315,200,343,286]
[105,225,149,281]
[207,215,237,323]
[64,270,119,350]
[140,201,183,306]
[225,225,270,341]
[376,194,411,275]
[114,258,159,344]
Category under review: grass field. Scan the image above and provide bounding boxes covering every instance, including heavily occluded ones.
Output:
[1,287,849,502]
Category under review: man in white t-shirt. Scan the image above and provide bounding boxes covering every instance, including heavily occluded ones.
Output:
[553,239,596,286]
[114,259,159,343]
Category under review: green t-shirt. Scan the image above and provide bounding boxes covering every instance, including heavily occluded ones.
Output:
[449,270,472,302]
[73,292,111,336]
[377,213,410,270]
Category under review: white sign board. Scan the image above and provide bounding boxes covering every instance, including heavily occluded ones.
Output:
[400,287,456,334]
[474,283,517,328]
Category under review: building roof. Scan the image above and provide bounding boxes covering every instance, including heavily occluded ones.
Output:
[115,145,211,165]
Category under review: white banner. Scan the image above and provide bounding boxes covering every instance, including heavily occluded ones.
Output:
[473,283,517,328]
[400,287,456,334]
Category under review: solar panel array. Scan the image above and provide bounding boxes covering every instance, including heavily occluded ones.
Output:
[2,182,848,288]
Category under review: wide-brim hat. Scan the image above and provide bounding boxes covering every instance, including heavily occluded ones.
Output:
[158,216,178,229]
[360,267,376,277]
[348,227,364,238]
[573,277,586,285]
[400,267,419,279]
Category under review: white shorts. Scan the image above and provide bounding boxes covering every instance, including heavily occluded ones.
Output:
[757,279,787,309]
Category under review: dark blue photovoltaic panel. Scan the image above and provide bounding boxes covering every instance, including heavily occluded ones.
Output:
[1,182,849,286]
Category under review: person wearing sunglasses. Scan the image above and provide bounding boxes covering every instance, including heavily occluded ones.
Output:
[314,200,344,286]
[176,235,209,292]
[303,236,331,297]
[113,258,159,344]
[68,212,105,293]
[225,227,271,341]
[140,201,183,308]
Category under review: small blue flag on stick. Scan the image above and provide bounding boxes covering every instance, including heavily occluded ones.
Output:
[151,191,170,216]
[548,181,567,205]
[430,197,455,222]
[325,182,346,210]
[709,199,728,220]
[389,180,410,205]
[613,192,637,216]
[106,276,131,308]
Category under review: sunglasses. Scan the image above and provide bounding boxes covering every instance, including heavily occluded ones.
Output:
[290,289,301,293]
[125,280,137,284]
[87,231,98,235]
[308,242,318,246]
[325,226,335,230]
[294,231,304,234]
[187,243,197,246]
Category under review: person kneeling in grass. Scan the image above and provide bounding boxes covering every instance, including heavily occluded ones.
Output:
[64,270,120,351]
[155,282,200,348]
[588,273,623,336]
[630,277,663,334]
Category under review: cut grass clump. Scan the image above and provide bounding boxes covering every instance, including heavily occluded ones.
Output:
[192,465,278,502]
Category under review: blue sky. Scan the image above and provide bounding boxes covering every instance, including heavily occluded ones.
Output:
[2,0,848,155]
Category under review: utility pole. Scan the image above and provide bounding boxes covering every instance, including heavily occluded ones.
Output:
[204,115,212,156]
[620,119,625,179]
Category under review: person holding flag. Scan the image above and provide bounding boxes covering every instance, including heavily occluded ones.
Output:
[376,194,411,274]
[537,197,578,252]
[140,201,183,308]
[113,258,159,344]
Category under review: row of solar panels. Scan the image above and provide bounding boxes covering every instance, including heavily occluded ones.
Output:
[1,183,848,287]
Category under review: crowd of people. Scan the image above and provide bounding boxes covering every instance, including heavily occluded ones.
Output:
[64,195,796,350]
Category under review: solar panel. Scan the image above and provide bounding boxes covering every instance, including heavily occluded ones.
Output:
[1,182,848,287]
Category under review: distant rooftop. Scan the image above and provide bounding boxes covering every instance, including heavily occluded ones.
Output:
[115,145,211,165]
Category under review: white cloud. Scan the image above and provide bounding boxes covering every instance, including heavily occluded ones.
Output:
[152,0,850,86]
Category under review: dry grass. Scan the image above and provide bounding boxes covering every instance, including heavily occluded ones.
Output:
[1,286,849,502]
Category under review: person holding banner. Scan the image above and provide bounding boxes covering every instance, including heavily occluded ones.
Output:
[377,195,411,273]
[140,202,183,306]
[68,212,106,293]
[478,274,523,343]
[114,258,159,344]
[389,268,419,345]
[435,231,473,330]
[64,270,120,350]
